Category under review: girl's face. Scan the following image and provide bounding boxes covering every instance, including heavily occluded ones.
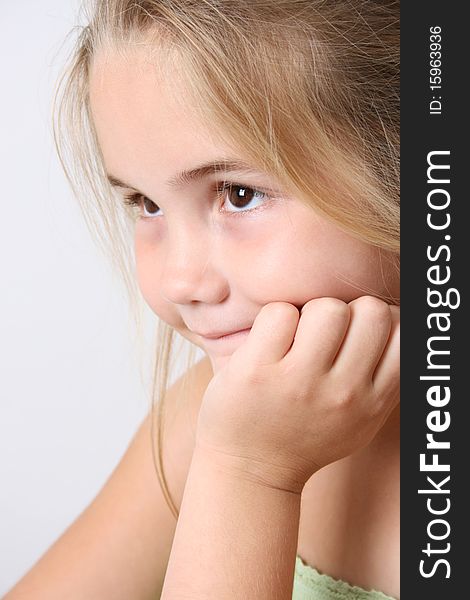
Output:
[90,50,399,373]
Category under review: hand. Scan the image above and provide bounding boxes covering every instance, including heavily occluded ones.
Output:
[195,296,400,494]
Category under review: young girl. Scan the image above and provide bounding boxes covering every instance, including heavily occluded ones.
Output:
[5,1,400,598]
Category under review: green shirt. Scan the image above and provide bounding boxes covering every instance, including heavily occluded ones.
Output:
[293,555,398,600]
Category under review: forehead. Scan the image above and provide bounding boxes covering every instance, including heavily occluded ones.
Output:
[89,47,236,183]
[89,43,187,115]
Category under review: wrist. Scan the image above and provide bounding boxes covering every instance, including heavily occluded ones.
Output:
[193,442,305,496]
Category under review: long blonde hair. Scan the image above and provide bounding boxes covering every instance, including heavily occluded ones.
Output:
[52,0,400,520]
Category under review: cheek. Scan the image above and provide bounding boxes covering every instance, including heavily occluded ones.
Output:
[242,245,351,306]
[227,225,333,306]
[135,234,155,299]
[135,252,158,304]
[134,236,180,323]
[230,214,389,306]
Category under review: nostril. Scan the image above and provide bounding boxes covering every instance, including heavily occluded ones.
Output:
[159,263,229,306]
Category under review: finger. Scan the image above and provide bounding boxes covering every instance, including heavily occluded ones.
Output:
[240,302,299,365]
[285,297,350,373]
[372,305,400,395]
[331,296,392,380]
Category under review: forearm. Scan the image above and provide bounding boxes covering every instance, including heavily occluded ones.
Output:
[160,446,302,600]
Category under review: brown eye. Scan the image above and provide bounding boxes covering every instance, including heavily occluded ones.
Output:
[219,183,267,213]
[123,193,161,217]
[142,197,160,215]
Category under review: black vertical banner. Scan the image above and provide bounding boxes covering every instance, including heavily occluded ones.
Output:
[401,2,467,598]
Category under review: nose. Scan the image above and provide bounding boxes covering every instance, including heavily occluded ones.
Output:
[159,221,229,305]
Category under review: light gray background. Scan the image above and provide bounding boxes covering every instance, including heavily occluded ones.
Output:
[0,2,202,593]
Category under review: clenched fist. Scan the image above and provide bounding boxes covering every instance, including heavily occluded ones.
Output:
[195,296,400,494]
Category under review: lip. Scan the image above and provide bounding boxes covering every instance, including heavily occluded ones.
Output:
[198,328,252,340]
[192,327,252,356]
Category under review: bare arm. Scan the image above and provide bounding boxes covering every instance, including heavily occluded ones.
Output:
[160,299,400,599]
[160,446,302,600]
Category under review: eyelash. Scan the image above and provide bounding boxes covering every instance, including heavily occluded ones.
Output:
[122,182,274,220]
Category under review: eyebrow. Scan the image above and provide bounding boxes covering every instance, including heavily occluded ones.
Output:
[107,159,263,192]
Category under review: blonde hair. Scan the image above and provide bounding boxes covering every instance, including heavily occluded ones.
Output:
[52,0,400,520]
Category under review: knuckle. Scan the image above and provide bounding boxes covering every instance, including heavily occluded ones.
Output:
[366,387,386,417]
[303,297,349,318]
[351,295,391,320]
[376,369,400,398]
[334,386,359,409]
[324,297,350,318]
[263,301,299,321]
